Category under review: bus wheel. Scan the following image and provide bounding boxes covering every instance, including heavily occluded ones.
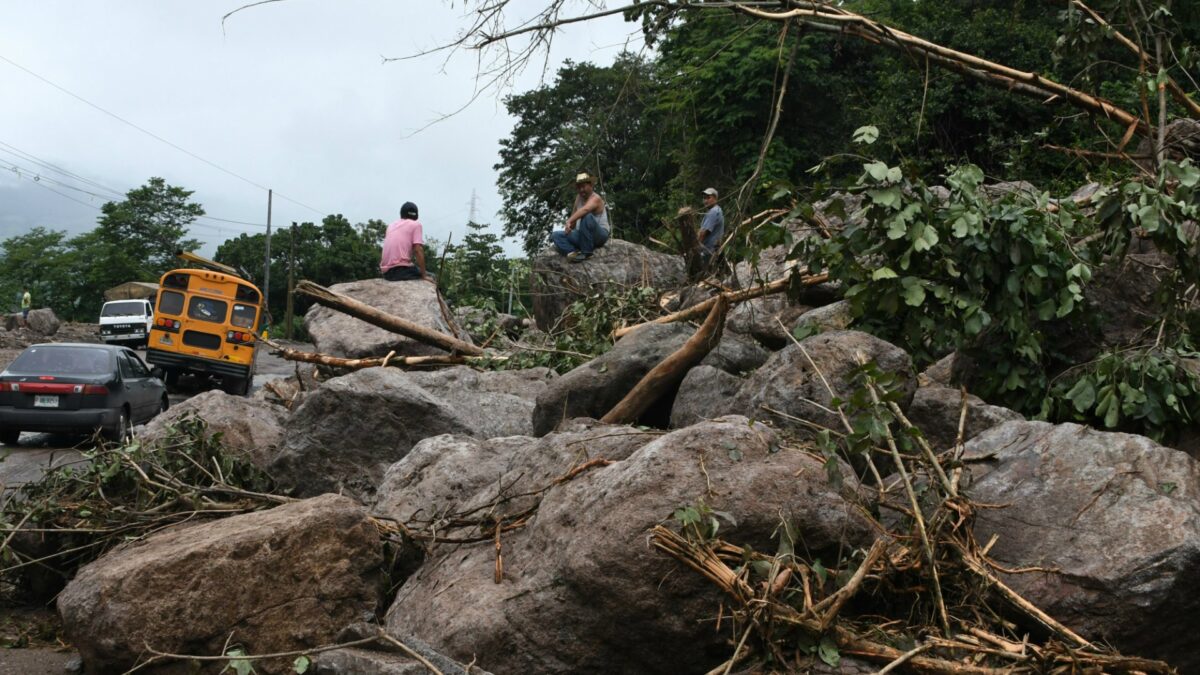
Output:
[164,370,181,388]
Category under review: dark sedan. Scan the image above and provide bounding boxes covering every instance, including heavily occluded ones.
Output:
[0,343,168,445]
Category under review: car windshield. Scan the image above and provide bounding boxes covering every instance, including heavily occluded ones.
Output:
[101,301,146,318]
[7,347,112,376]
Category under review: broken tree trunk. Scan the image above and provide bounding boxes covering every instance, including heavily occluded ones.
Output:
[295,279,484,356]
[613,272,829,339]
[675,206,705,280]
[601,295,729,425]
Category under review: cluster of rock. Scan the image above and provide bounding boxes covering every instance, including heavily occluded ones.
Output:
[46,239,1200,673]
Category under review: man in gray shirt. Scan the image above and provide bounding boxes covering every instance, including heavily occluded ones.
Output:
[698,187,724,259]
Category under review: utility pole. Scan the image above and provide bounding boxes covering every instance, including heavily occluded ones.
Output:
[285,221,296,340]
[263,189,272,326]
[468,189,479,224]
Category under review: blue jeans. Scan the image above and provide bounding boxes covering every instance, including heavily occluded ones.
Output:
[551,213,609,256]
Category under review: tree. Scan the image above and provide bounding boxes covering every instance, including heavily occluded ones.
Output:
[496,54,674,255]
[441,220,509,310]
[0,228,78,316]
[215,214,386,327]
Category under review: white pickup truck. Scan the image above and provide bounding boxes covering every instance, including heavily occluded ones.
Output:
[98,299,155,347]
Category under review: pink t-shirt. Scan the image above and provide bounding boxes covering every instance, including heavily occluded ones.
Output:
[379,218,424,272]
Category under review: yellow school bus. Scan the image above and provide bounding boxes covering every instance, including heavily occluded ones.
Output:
[145,253,262,396]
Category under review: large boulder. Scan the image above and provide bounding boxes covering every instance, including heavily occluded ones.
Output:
[304,279,472,359]
[374,421,659,526]
[962,421,1200,671]
[139,390,288,469]
[385,417,876,675]
[5,308,60,335]
[530,240,686,331]
[58,494,384,674]
[903,384,1023,451]
[531,323,769,435]
[726,293,811,348]
[676,330,915,436]
[736,330,915,435]
[270,368,475,498]
[669,365,744,429]
[271,366,554,498]
[406,366,556,439]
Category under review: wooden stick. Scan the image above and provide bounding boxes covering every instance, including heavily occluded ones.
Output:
[295,279,484,356]
[601,295,729,424]
[613,272,827,339]
[264,338,474,370]
[817,539,888,630]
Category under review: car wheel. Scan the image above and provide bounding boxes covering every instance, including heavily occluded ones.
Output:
[103,408,130,443]
[0,429,19,446]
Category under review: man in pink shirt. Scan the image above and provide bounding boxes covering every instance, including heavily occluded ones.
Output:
[379,201,432,282]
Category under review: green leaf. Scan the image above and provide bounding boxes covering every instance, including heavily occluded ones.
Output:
[852,125,879,145]
[864,161,890,181]
[1065,378,1096,412]
[871,267,898,280]
[293,656,311,674]
[902,283,926,307]
[812,559,828,585]
[817,636,841,667]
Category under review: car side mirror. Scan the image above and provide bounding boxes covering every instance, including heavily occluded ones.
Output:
[151,367,165,380]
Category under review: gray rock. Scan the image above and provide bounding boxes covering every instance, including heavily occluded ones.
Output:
[272,366,555,499]
[271,368,475,499]
[530,239,686,331]
[962,421,1200,671]
[6,308,60,335]
[793,300,853,336]
[385,417,876,675]
[304,279,472,359]
[58,494,384,675]
[726,293,811,348]
[735,330,915,437]
[139,390,288,470]
[405,366,556,439]
[670,365,744,429]
[904,384,1023,451]
[530,323,768,436]
[373,421,658,526]
[316,624,488,675]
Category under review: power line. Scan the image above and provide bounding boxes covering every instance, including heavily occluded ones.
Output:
[0,140,125,197]
[0,52,328,217]
[1,163,268,235]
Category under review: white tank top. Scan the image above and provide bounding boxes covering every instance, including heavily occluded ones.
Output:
[575,194,610,230]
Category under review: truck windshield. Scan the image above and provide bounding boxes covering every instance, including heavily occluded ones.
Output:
[101,301,147,318]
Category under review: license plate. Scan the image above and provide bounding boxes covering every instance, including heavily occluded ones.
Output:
[34,395,59,408]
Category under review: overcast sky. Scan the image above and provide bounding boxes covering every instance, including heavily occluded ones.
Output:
[0,1,641,257]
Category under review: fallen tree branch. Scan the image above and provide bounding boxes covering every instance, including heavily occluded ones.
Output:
[295,280,484,356]
[262,335,479,370]
[613,272,828,339]
[601,295,729,424]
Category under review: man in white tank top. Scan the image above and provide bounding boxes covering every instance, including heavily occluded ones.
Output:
[551,172,610,262]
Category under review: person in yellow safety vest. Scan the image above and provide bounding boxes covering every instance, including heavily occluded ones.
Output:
[20,288,31,327]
